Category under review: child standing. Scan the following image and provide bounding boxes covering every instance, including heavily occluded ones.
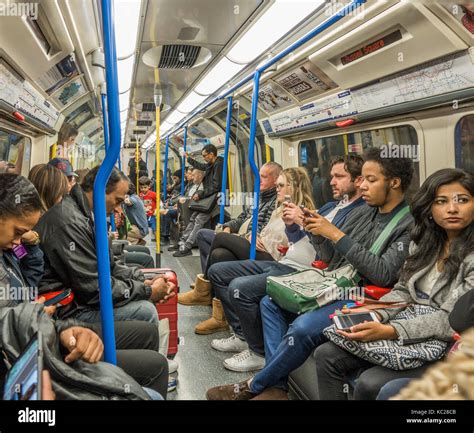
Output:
[139,176,157,240]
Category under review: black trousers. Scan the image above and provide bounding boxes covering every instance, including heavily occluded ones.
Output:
[91,321,168,399]
[314,341,430,400]
[122,245,155,268]
[203,232,274,278]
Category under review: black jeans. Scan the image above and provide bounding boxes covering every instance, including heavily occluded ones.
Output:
[204,232,273,278]
[91,321,168,399]
[314,341,430,400]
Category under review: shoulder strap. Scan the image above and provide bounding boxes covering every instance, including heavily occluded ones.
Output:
[369,205,410,256]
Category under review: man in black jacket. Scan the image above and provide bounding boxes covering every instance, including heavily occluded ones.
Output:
[172,144,223,257]
[36,166,176,324]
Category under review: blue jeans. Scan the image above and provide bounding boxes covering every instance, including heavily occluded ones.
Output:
[196,229,216,274]
[161,208,177,237]
[208,260,296,356]
[376,378,413,400]
[143,387,164,400]
[250,296,347,393]
[74,299,159,324]
[148,215,156,233]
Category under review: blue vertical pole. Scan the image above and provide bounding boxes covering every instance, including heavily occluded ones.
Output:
[219,96,233,224]
[180,126,187,196]
[247,71,262,260]
[102,92,116,232]
[93,0,120,364]
[163,136,170,201]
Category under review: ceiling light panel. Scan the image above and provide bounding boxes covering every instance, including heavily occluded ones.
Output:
[227,0,325,64]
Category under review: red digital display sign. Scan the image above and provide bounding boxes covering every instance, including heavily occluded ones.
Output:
[341,30,403,66]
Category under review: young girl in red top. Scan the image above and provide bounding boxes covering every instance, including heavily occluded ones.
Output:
[139,176,157,238]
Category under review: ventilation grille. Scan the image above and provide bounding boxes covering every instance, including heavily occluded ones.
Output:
[158,45,202,69]
[132,130,147,135]
[142,103,156,112]
[137,120,153,127]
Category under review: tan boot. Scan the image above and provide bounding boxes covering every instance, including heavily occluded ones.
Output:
[195,298,229,335]
[178,274,211,306]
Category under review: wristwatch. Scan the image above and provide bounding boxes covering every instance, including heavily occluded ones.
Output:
[24,230,41,246]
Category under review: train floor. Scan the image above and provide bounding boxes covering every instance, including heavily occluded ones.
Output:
[148,240,251,400]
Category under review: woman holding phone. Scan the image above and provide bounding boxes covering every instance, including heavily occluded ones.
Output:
[315,168,474,400]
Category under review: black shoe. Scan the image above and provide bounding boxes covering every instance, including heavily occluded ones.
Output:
[161,237,170,246]
[173,248,192,257]
[168,244,180,252]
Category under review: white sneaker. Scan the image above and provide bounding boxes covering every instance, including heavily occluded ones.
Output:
[223,349,265,372]
[211,334,248,353]
[168,358,179,374]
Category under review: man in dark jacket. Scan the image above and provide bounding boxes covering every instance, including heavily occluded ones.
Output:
[191,162,282,277]
[36,166,176,324]
[128,149,148,191]
[172,144,224,257]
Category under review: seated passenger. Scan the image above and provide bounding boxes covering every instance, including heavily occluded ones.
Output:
[178,162,281,306]
[0,174,169,399]
[162,168,204,245]
[190,167,313,336]
[47,157,78,192]
[206,147,414,396]
[314,168,473,400]
[283,155,365,263]
[205,167,316,371]
[123,183,148,245]
[171,144,224,257]
[35,166,176,324]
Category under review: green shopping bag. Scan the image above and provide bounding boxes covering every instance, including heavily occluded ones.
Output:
[266,264,361,314]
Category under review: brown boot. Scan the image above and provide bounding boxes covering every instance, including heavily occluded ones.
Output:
[178,274,211,306]
[194,298,229,335]
[251,388,289,400]
[206,379,256,400]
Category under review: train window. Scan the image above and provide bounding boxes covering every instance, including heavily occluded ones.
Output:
[299,125,420,209]
[455,115,474,174]
[0,129,31,176]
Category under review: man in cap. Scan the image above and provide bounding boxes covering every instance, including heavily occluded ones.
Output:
[48,158,79,192]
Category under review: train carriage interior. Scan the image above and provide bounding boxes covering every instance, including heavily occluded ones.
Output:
[0,0,474,422]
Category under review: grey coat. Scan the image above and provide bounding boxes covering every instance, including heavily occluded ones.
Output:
[378,249,474,345]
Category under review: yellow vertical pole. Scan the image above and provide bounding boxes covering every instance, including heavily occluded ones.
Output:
[154,68,161,265]
[135,137,139,192]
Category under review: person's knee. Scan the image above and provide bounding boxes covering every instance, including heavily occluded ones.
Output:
[314,342,336,370]
[354,369,384,400]
[133,321,160,351]
[119,300,159,323]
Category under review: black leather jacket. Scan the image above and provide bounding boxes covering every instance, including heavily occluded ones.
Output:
[35,184,151,319]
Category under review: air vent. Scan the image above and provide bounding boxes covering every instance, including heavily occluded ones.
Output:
[143,45,212,70]
[133,130,147,135]
[158,45,201,69]
[142,103,156,112]
[137,120,153,127]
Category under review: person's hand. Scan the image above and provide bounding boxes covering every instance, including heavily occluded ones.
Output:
[223,227,231,234]
[36,296,57,317]
[146,277,177,303]
[21,230,39,245]
[192,194,200,201]
[111,231,119,240]
[124,196,133,206]
[304,213,345,242]
[255,235,267,252]
[42,370,56,400]
[337,321,398,342]
[159,209,168,215]
[59,327,104,364]
[178,197,186,204]
[282,203,304,226]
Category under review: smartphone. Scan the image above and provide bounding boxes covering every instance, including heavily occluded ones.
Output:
[332,312,379,332]
[299,204,317,218]
[3,333,43,400]
[43,289,73,307]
